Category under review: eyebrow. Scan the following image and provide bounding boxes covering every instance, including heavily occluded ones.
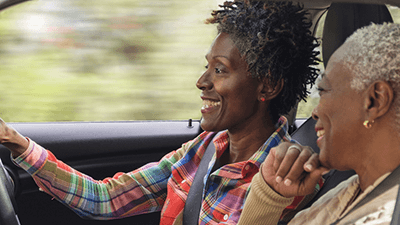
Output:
[213,55,229,60]
[318,72,331,86]
[205,54,230,60]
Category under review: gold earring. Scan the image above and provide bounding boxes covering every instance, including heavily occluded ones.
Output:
[363,120,374,129]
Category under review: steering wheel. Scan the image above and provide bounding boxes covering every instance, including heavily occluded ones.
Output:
[0,159,20,225]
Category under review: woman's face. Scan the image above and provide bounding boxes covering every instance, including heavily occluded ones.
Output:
[312,44,366,170]
[196,32,263,132]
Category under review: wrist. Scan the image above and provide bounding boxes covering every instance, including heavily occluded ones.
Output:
[2,128,29,157]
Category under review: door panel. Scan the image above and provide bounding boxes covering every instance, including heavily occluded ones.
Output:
[0,120,201,225]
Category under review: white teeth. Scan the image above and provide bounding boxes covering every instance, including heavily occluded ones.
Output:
[202,100,221,109]
[316,130,325,138]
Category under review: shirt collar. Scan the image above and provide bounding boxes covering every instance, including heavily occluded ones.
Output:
[248,116,291,168]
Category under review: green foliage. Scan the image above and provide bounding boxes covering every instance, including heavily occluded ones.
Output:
[1,2,400,121]
[0,0,217,122]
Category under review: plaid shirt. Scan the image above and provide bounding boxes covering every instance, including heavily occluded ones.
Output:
[14,116,320,224]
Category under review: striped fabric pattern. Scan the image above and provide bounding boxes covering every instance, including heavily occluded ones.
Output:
[13,116,319,224]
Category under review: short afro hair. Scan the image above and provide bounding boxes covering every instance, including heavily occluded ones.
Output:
[206,0,320,121]
[343,23,400,128]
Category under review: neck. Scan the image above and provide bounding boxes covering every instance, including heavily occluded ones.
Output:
[354,126,400,191]
[224,116,277,164]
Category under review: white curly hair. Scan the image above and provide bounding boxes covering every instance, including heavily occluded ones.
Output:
[342,23,400,125]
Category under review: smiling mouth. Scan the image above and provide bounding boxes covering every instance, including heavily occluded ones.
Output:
[316,129,325,146]
[316,129,325,138]
[201,99,221,110]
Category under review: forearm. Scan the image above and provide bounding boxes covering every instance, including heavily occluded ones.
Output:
[238,172,294,225]
[13,139,188,219]
[0,123,29,157]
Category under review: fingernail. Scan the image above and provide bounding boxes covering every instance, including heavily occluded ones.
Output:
[284,179,292,186]
[305,164,313,171]
[276,176,282,183]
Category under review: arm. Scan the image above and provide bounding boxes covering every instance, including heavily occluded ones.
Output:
[0,118,190,220]
[13,139,190,220]
[239,143,329,225]
[0,119,29,157]
[238,172,294,225]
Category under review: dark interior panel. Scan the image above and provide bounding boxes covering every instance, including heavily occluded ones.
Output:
[0,120,201,225]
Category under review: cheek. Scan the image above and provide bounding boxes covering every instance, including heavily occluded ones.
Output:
[218,80,257,104]
[323,102,362,160]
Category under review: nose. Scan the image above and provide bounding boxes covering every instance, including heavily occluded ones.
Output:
[311,106,319,120]
[196,70,213,91]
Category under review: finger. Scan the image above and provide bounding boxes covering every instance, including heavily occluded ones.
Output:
[275,144,302,184]
[282,148,314,186]
[300,166,330,195]
[303,153,321,172]
[272,142,292,173]
[272,142,294,170]
[262,147,277,176]
[261,147,282,186]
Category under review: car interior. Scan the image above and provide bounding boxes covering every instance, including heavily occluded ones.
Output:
[0,0,399,225]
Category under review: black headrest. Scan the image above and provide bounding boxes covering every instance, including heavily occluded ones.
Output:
[0,0,30,11]
[322,3,393,67]
[291,117,319,153]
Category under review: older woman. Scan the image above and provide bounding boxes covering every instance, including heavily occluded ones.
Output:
[0,1,320,224]
[238,22,400,225]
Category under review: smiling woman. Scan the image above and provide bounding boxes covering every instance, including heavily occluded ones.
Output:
[0,1,322,224]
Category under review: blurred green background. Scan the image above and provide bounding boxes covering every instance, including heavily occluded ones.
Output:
[0,1,399,122]
[0,0,218,122]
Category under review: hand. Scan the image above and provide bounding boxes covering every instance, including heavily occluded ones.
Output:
[0,118,29,157]
[261,142,329,198]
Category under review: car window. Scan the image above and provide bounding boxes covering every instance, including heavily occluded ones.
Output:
[0,0,223,122]
[3,2,400,122]
[296,4,400,119]
[296,10,326,119]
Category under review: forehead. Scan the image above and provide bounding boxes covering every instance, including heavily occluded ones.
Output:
[323,44,353,86]
[206,32,242,62]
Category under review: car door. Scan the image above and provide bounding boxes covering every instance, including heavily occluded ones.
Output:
[0,121,201,225]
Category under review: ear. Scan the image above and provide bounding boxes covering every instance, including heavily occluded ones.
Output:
[364,80,394,121]
[258,78,284,101]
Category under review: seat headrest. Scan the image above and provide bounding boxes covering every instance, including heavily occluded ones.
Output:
[322,3,393,68]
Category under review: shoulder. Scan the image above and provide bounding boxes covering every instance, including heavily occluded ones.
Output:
[289,175,359,224]
[341,176,398,225]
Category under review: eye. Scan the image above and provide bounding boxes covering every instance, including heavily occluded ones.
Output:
[316,86,325,95]
[215,68,222,74]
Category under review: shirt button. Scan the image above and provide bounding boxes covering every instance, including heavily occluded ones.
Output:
[245,165,250,170]
[181,180,186,184]
[223,214,229,220]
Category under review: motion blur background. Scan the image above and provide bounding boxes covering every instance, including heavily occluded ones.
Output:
[0,0,399,122]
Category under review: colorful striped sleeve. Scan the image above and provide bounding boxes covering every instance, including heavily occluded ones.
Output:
[13,138,190,220]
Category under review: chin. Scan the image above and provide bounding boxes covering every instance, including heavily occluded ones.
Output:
[200,120,216,132]
[200,118,225,132]
[318,153,333,170]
